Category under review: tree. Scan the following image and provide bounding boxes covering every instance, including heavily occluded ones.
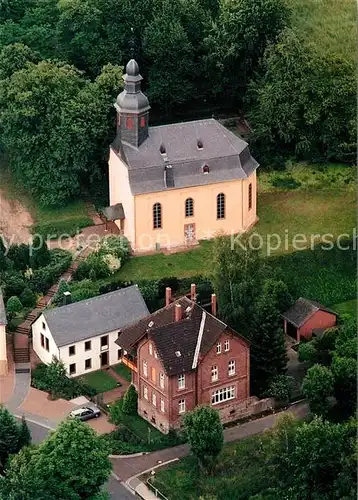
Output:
[183,406,223,473]
[7,243,30,270]
[302,364,334,416]
[17,416,31,449]
[121,384,138,415]
[247,28,356,164]
[29,235,50,269]
[0,42,38,79]
[143,0,195,113]
[1,418,112,499]
[212,233,265,337]
[250,285,288,394]
[6,295,23,315]
[0,406,21,469]
[265,375,294,404]
[43,357,70,399]
[19,287,37,308]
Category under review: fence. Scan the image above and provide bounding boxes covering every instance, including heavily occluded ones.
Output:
[147,477,170,500]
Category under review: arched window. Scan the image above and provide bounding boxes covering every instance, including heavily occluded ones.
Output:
[248,183,252,210]
[126,117,134,129]
[217,193,225,219]
[203,164,209,174]
[153,203,162,229]
[185,198,194,217]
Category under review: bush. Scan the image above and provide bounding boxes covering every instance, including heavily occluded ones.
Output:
[6,296,23,315]
[270,174,301,190]
[122,385,138,415]
[30,249,72,294]
[31,359,96,400]
[31,217,93,240]
[298,342,317,363]
[109,398,124,426]
[3,274,27,300]
[7,244,30,270]
[19,287,37,308]
[266,375,294,404]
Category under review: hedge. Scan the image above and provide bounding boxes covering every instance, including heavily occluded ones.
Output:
[30,249,72,294]
[31,217,93,240]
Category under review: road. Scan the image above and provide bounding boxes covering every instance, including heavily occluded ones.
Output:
[17,418,134,500]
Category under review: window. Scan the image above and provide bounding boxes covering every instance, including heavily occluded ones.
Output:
[40,334,44,348]
[69,345,75,356]
[69,363,76,375]
[197,139,203,149]
[160,372,165,389]
[152,393,156,407]
[216,342,222,354]
[117,349,122,360]
[85,358,92,370]
[185,198,194,217]
[154,350,158,359]
[140,116,146,127]
[202,164,210,174]
[248,183,252,211]
[211,386,235,405]
[153,203,162,229]
[126,117,134,129]
[211,365,218,382]
[149,342,153,355]
[178,374,185,389]
[45,337,49,351]
[217,193,225,219]
[228,360,235,376]
[151,367,156,383]
[42,321,46,330]
[160,398,165,413]
[144,386,148,400]
[85,341,91,351]
[143,360,148,377]
[224,340,230,352]
[178,399,186,414]
[100,335,108,349]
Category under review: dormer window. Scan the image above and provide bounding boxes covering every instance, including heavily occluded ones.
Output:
[203,164,209,174]
[197,139,203,150]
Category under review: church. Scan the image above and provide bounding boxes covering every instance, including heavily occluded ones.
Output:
[107,59,259,253]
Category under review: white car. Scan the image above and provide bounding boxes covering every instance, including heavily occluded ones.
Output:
[69,406,101,421]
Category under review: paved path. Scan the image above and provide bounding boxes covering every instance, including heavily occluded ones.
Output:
[6,366,31,412]
[111,401,309,482]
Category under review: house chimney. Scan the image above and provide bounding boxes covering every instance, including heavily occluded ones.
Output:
[165,287,172,306]
[211,293,217,316]
[63,291,72,306]
[190,283,196,302]
[175,303,182,322]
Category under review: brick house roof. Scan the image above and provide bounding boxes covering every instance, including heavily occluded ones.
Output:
[282,298,336,328]
[117,296,248,376]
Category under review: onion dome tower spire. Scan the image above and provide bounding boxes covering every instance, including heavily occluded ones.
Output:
[114,58,150,149]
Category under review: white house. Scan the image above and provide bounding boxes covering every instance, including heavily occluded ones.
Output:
[32,285,149,377]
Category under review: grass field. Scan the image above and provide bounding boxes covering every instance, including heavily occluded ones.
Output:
[113,187,356,281]
[287,0,356,61]
[150,433,273,500]
[332,300,357,319]
[79,370,118,394]
[111,363,132,382]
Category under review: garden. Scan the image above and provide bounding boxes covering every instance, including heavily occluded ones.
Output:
[0,237,72,330]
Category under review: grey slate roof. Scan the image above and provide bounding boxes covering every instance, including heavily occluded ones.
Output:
[113,118,259,195]
[0,288,7,325]
[103,203,125,220]
[282,298,336,328]
[41,286,149,348]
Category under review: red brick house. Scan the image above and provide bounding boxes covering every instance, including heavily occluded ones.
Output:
[282,298,337,342]
[116,287,250,434]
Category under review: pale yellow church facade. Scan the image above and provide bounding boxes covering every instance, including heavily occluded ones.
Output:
[108,60,259,254]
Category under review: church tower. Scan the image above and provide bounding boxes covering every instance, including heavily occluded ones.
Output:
[0,288,8,376]
[115,59,150,149]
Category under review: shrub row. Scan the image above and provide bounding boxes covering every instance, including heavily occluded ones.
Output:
[31,217,93,240]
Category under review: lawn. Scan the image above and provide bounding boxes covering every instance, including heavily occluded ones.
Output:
[332,300,357,319]
[287,0,356,61]
[149,433,273,500]
[79,370,118,394]
[118,406,164,443]
[110,187,355,281]
[111,363,132,382]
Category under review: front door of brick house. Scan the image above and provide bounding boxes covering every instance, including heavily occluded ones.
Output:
[184,223,196,244]
[101,351,109,367]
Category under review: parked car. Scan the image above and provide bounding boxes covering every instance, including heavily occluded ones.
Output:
[69,406,101,421]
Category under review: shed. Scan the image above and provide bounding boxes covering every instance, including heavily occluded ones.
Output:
[282,298,337,342]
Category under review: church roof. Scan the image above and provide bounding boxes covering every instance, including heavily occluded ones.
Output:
[114,118,258,195]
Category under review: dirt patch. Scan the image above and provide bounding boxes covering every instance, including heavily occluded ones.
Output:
[0,189,34,245]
